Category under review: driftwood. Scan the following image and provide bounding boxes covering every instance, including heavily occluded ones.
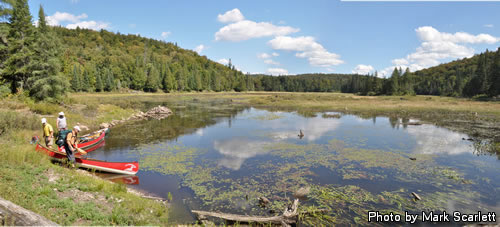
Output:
[0,197,58,226]
[192,199,328,227]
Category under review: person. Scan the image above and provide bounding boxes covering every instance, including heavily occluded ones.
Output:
[41,118,54,149]
[64,126,81,168]
[56,112,67,131]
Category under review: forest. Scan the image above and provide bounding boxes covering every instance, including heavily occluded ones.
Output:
[0,0,499,101]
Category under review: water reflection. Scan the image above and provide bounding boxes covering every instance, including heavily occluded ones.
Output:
[214,138,270,170]
[269,116,341,142]
[407,125,470,155]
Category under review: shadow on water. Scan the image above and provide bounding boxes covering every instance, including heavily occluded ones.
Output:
[86,100,500,225]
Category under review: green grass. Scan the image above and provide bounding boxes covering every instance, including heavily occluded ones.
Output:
[0,94,169,225]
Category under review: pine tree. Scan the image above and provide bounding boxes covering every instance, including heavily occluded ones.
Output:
[95,73,103,92]
[105,68,115,91]
[144,64,159,92]
[2,0,35,93]
[28,5,69,100]
[0,0,15,21]
[82,69,90,92]
[71,64,81,91]
[388,68,400,95]
[487,48,500,97]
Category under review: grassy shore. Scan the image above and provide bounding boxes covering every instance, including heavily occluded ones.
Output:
[0,94,168,225]
[0,91,498,225]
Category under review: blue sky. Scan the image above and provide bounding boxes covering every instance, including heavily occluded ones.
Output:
[27,0,500,76]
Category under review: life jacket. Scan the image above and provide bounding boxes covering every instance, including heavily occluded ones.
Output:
[56,129,72,147]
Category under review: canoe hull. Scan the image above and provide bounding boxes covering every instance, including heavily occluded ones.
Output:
[57,129,106,153]
[36,144,138,175]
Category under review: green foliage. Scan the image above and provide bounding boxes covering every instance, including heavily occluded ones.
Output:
[1,0,35,93]
[0,0,15,21]
[0,110,38,137]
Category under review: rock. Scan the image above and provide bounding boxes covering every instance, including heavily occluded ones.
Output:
[99,123,110,129]
[411,192,421,201]
[258,197,270,207]
[293,186,311,199]
[76,123,89,131]
[409,157,417,161]
[145,105,173,120]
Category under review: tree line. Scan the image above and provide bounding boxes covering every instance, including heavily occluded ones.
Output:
[0,0,498,101]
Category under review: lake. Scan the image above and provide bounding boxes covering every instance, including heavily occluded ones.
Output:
[87,100,500,225]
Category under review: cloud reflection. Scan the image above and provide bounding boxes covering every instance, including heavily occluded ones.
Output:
[214,139,270,170]
[269,117,341,142]
[407,125,470,155]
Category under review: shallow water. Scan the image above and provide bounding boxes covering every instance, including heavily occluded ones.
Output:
[87,102,500,225]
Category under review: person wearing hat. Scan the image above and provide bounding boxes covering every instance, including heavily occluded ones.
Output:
[41,118,54,148]
[64,126,81,168]
[56,112,67,131]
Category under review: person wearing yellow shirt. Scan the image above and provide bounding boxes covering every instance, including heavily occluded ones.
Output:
[41,118,54,149]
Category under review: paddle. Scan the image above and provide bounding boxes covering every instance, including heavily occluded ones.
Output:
[76,147,87,155]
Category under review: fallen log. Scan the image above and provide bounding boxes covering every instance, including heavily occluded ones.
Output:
[192,199,328,226]
[0,197,58,226]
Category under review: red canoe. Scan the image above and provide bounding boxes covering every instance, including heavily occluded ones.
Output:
[58,129,106,153]
[36,144,139,175]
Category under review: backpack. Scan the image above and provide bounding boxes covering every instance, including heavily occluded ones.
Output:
[56,130,72,147]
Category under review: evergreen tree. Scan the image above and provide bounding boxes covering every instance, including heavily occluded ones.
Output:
[71,64,81,91]
[104,68,115,91]
[388,68,400,95]
[2,0,35,93]
[28,5,69,100]
[95,73,103,92]
[82,69,90,92]
[144,64,159,92]
[487,48,500,97]
[0,0,15,21]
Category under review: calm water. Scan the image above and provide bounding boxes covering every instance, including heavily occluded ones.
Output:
[87,101,500,225]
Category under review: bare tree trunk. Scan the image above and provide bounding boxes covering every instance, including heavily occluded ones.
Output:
[0,197,58,226]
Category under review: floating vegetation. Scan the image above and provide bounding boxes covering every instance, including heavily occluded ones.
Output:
[322,113,342,119]
[252,112,283,121]
[137,143,201,175]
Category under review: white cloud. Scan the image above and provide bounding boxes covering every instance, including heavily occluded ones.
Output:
[46,12,87,26]
[352,64,374,75]
[272,52,279,57]
[194,44,206,54]
[161,31,171,39]
[391,58,409,66]
[215,20,299,42]
[484,24,494,28]
[268,36,344,67]
[217,8,245,23]
[66,21,109,30]
[267,68,288,75]
[379,26,500,77]
[416,26,498,44]
[46,11,109,30]
[264,59,280,65]
[257,53,271,59]
[218,58,229,65]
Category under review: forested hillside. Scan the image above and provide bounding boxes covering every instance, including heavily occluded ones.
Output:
[0,0,498,101]
[53,27,249,93]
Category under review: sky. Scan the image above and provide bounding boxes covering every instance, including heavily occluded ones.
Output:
[25,0,500,77]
